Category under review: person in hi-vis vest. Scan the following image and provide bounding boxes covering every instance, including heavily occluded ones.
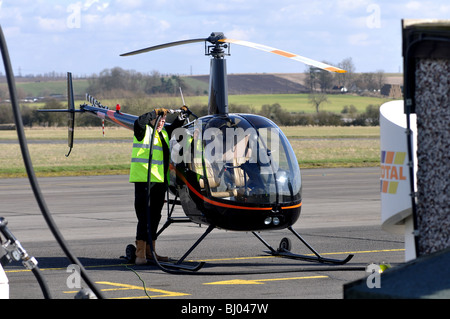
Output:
[130,106,189,265]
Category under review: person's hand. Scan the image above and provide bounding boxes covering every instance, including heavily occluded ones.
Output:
[180,105,190,114]
[154,108,168,116]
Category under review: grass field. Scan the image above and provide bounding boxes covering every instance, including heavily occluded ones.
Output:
[95,93,388,114]
[13,77,390,116]
[23,93,388,115]
[0,126,380,178]
[0,79,89,98]
[229,94,388,113]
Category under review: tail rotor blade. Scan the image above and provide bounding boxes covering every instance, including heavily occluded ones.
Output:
[219,38,346,73]
[66,72,75,157]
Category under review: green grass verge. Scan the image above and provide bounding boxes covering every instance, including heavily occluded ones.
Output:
[23,92,389,115]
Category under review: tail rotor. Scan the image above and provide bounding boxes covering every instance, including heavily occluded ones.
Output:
[66,72,75,157]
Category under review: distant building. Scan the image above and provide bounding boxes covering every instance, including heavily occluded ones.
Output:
[332,85,348,93]
[381,84,403,98]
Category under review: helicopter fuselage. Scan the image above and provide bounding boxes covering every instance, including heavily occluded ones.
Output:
[169,112,302,231]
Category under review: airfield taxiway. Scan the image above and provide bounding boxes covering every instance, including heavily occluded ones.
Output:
[0,167,405,301]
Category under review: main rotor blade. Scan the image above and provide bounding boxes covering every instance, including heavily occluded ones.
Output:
[120,38,206,56]
[219,38,346,73]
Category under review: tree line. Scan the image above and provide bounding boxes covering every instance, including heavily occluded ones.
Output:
[306,57,387,93]
[85,67,189,98]
[86,58,388,97]
[0,58,388,127]
[0,97,379,128]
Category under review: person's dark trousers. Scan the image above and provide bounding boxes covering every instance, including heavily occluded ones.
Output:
[134,181,166,242]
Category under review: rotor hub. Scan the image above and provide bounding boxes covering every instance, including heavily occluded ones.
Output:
[205,32,230,58]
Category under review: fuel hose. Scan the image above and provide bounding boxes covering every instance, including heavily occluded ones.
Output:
[0,25,104,299]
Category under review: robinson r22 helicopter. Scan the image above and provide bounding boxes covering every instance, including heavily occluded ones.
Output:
[42,32,353,272]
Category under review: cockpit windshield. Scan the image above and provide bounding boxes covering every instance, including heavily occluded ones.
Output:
[184,114,301,205]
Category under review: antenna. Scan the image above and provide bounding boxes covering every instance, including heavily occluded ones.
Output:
[179,87,185,106]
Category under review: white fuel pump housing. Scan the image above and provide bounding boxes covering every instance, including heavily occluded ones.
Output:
[379,100,417,261]
[0,264,9,299]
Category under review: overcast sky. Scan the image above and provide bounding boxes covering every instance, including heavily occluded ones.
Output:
[1,0,449,77]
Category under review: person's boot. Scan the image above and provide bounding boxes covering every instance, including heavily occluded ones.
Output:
[146,240,169,262]
[135,240,147,265]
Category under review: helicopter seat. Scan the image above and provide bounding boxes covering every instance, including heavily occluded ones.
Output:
[199,160,218,188]
[233,158,248,187]
[232,135,252,188]
[201,158,237,198]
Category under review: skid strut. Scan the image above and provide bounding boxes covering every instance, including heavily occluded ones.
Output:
[253,226,353,265]
[153,194,209,271]
[148,192,209,272]
[144,224,214,272]
[156,195,191,238]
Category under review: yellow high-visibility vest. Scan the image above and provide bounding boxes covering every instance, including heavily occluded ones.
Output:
[129,125,170,183]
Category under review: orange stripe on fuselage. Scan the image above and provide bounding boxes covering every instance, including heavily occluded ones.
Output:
[281,202,302,210]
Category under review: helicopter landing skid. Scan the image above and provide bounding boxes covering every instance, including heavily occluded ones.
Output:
[253,226,354,265]
[156,260,206,272]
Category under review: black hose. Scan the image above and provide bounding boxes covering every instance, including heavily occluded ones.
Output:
[0,26,104,299]
[32,267,52,299]
[145,115,203,274]
[146,115,181,274]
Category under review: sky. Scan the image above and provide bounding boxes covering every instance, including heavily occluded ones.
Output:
[0,0,449,77]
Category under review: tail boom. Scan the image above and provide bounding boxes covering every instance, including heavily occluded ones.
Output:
[80,102,136,131]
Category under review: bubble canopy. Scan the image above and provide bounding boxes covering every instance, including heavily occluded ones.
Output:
[178,114,301,206]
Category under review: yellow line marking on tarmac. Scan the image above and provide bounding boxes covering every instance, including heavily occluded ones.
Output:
[64,281,190,299]
[4,263,132,273]
[204,275,328,285]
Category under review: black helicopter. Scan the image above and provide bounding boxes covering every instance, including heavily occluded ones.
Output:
[42,32,353,272]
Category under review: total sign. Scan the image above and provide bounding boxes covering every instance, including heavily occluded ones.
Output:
[380,150,408,195]
[379,100,417,261]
